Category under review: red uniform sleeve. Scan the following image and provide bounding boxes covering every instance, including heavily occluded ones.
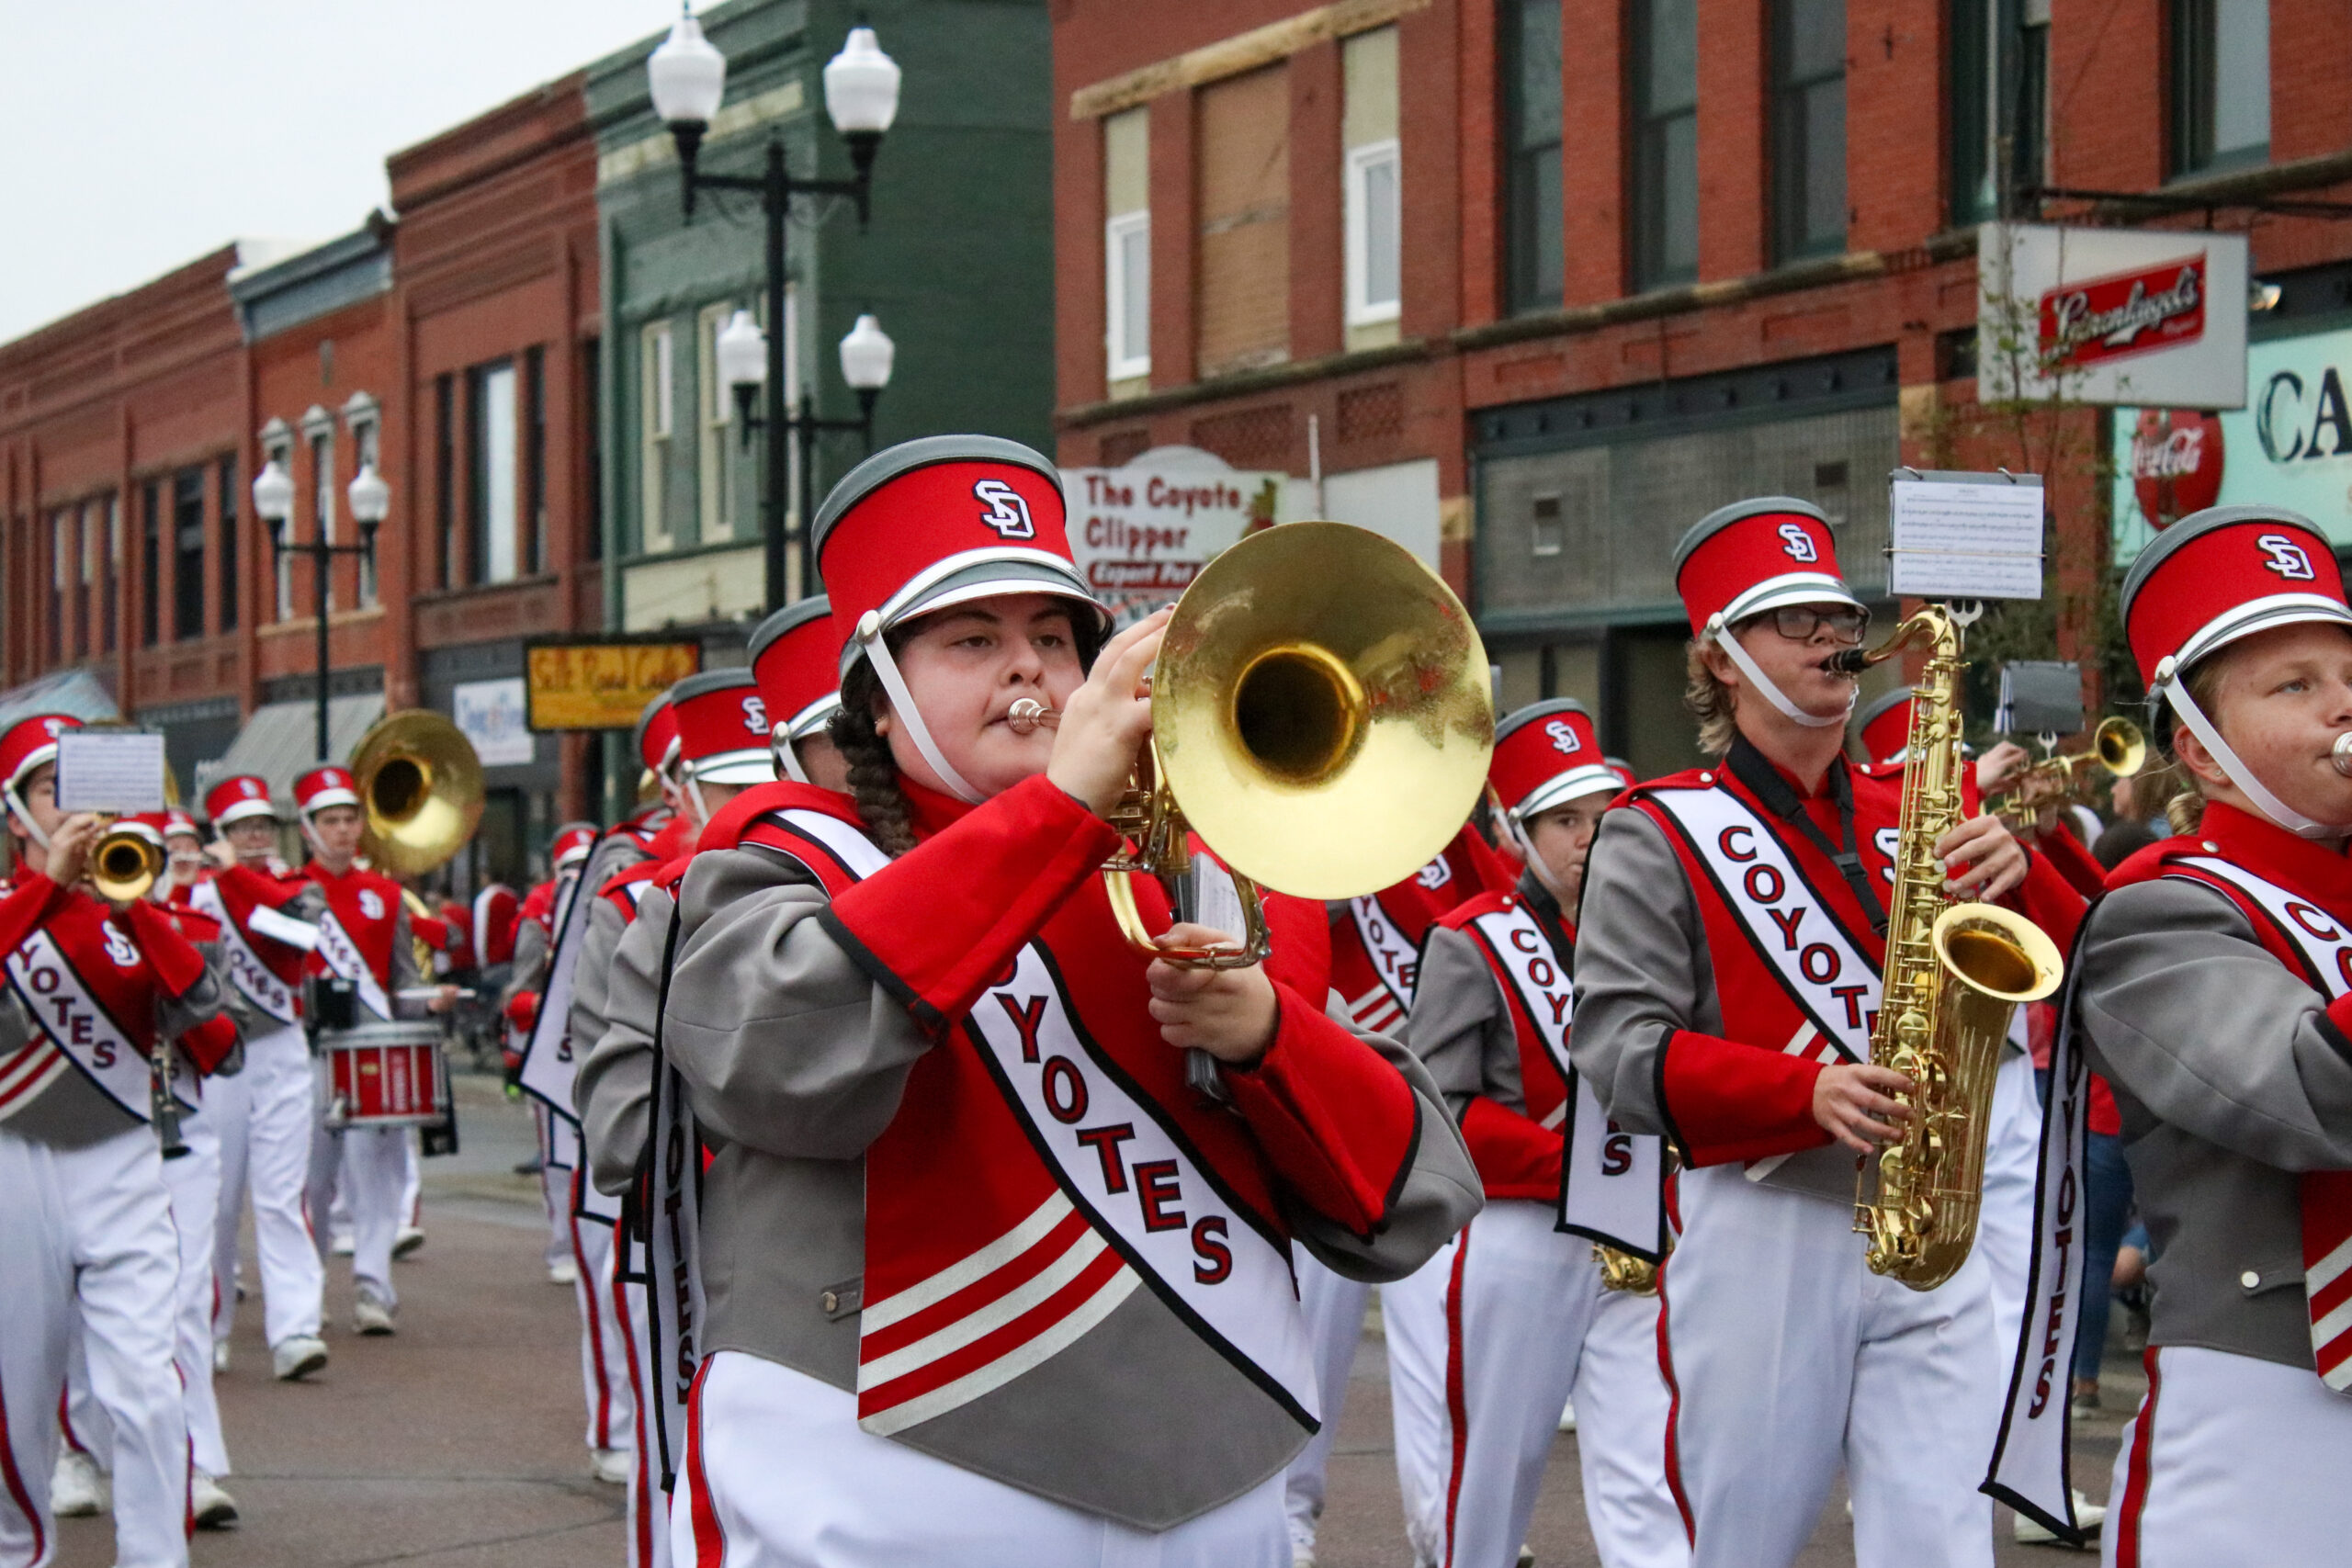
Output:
[179,1014,240,1076]
[823,774,1121,1031]
[217,862,304,910]
[2007,846,2089,952]
[2034,822,2109,900]
[410,913,453,952]
[1457,1096,1563,1201]
[122,898,209,998]
[0,875,67,958]
[1218,985,1421,1237]
[1657,1028,1831,1167]
[505,991,539,1032]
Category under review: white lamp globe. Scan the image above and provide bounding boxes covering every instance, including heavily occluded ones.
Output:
[717,310,767,389]
[648,11,727,127]
[346,463,390,525]
[823,28,901,136]
[250,458,296,523]
[838,314,895,391]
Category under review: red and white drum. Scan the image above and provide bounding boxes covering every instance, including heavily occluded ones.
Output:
[322,1021,448,1128]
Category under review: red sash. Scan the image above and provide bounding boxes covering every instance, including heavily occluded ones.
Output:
[0,892,194,1124]
[304,863,401,1019]
[190,866,308,1026]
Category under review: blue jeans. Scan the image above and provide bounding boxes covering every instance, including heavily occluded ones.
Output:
[2074,1131,2134,1382]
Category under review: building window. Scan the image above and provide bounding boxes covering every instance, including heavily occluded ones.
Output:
[100,498,119,653]
[434,376,456,588]
[72,506,91,660]
[1950,0,2051,227]
[1530,492,1564,557]
[525,345,547,575]
[469,360,519,584]
[1343,26,1402,344]
[141,483,162,646]
[641,321,675,552]
[1195,64,1292,378]
[1103,107,1151,387]
[309,429,335,615]
[217,457,238,633]
[583,338,603,563]
[50,510,67,664]
[1632,0,1700,288]
[696,304,738,546]
[2173,0,2268,176]
[1502,0,1564,313]
[174,467,205,640]
[1772,0,1848,264]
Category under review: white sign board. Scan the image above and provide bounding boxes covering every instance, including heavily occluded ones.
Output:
[1978,223,2248,408]
[452,678,534,768]
[53,731,168,814]
[1888,470,2046,600]
[1062,453,1285,627]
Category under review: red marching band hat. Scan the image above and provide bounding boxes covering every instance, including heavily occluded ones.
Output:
[812,435,1107,803]
[204,773,279,829]
[1489,700,1622,820]
[164,807,199,842]
[118,811,171,849]
[2123,504,2352,836]
[550,823,598,872]
[749,596,842,784]
[634,695,682,780]
[292,764,359,818]
[1672,497,1860,637]
[0,713,83,840]
[669,670,775,786]
[1853,686,1916,765]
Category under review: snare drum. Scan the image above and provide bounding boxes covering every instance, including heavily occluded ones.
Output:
[322,1021,448,1129]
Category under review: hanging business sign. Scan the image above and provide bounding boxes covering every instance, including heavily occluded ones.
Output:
[2111,322,2352,566]
[1060,453,1285,627]
[1979,223,2249,409]
[524,637,702,731]
[451,678,535,767]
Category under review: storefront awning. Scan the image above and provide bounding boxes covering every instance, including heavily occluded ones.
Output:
[0,670,120,734]
[192,694,386,811]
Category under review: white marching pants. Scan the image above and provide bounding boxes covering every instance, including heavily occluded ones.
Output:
[1391,1202,1684,1568]
[0,1123,190,1568]
[1382,1244,1453,1567]
[617,1268,671,1568]
[309,1061,405,1310]
[2104,1345,2352,1567]
[1282,1254,1372,1556]
[1659,1165,1996,1568]
[537,1105,572,1273]
[215,1024,324,1348]
[673,1350,1288,1568]
[570,1172,636,1455]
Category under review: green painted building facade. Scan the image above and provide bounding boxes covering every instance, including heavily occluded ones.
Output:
[586,0,1056,643]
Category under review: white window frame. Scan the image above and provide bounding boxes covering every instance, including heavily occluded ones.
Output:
[641,321,675,553]
[478,362,519,584]
[1104,209,1152,383]
[696,301,736,547]
[1344,138,1403,327]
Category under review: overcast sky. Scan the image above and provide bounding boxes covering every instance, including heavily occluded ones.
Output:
[0,1,686,346]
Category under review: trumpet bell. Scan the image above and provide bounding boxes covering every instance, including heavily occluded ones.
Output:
[1155,521,1494,900]
[2093,716,2145,778]
[350,711,485,878]
[93,829,164,904]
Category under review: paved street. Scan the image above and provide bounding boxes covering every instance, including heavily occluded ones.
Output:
[58,1075,2127,1567]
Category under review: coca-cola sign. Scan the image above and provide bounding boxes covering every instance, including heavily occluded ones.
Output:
[2131,409,2224,530]
[2041,255,2206,371]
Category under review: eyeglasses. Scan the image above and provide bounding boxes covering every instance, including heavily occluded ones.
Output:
[1767,604,1870,643]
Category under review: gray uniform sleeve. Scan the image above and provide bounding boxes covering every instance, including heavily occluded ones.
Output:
[503,916,549,1015]
[389,907,426,1019]
[1404,924,1518,1118]
[663,844,935,1162]
[579,892,671,1195]
[1566,807,1712,1135]
[1283,993,1482,1283]
[569,899,626,1061]
[2079,877,2352,1169]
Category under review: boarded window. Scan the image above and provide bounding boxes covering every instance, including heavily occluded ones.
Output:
[1195,65,1290,378]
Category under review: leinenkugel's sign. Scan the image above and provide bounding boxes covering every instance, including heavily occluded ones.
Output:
[525,637,702,731]
[1979,223,2248,409]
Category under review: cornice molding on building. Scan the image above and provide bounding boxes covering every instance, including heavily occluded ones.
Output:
[340,391,379,429]
[596,80,808,190]
[386,73,590,205]
[1451,249,1931,354]
[299,404,335,438]
[1057,337,1435,428]
[1068,0,1430,120]
[0,244,243,371]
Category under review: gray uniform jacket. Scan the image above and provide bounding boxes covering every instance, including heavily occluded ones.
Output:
[219,882,323,1042]
[1570,807,1855,1203]
[611,831,1480,1528]
[1407,873,1554,1124]
[501,907,549,1021]
[2076,875,2352,1371]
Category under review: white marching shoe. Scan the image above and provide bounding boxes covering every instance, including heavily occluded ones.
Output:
[192,1470,240,1529]
[274,1334,330,1381]
[2013,1490,2107,1546]
[591,1448,632,1485]
[1557,1395,1577,1432]
[394,1224,426,1259]
[212,1338,232,1373]
[548,1257,579,1286]
[50,1450,107,1517]
[354,1291,396,1336]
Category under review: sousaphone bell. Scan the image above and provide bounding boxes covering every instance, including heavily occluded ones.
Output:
[348,711,486,877]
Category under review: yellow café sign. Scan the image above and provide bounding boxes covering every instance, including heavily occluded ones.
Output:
[525,638,702,731]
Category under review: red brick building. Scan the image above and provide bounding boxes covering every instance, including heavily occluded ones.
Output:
[1051,0,2352,776]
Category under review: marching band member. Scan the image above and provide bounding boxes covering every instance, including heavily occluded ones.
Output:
[197,774,332,1382]
[293,762,443,1337]
[0,715,238,1568]
[1390,702,1680,1568]
[627,434,1476,1565]
[506,824,599,1288]
[1570,499,2042,1568]
[748,595,849,793]
[2024,506,2352,1562]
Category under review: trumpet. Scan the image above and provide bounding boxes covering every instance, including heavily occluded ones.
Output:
[89,823,166,904]
[1986,716,2145,809]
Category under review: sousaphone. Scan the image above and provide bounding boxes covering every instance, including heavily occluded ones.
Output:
[349,711,485,877]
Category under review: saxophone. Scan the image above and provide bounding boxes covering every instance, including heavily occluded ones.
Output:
[1833,607,2064,1290]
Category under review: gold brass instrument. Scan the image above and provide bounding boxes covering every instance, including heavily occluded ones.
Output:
[1087,522,1496,964]
[91,825,166,904]
[1986,715,2145,812]
[349,711,485,878]
[1593,1242,1662,1296]
[1834,607,2064,1290]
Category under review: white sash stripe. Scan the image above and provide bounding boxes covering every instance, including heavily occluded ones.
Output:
[247,903,320,951]
[763,809,892,879]
[2169,857,2352,999]
[2309,1235,2352,1297]
[859,1270,1142,1438]
[518,863,592,1122]
[191,882,302,1025]
[0,1040,65,1107]
[3,931,183,1122]
[2312,1296,2352,1351]
[859,1229,1117,1388]
[313,909,393,1021]
[1346,895,1420,1015]
[860,1190,1076,1334]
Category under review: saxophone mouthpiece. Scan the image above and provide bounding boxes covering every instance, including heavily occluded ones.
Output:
[1007,697,1060,735]
[1826,649,1871,675]
[2333,731,2352,777]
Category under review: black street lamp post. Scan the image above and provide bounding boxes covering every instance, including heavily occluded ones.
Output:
[251,458,384,763]
[648,11,901,609]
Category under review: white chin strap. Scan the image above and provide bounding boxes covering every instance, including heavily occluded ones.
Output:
[857,612,986,806]
[774,736,809,785]
[2155,656,2350,841]
[1499,806,1572,904]
[684,773,712,827]
[1707,613,1854,730]
[4,785,51,852]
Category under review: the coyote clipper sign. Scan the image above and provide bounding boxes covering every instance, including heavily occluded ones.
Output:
[1980,223,2248,409]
